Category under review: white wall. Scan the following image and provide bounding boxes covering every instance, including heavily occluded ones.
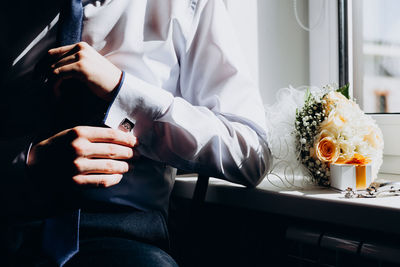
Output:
[225,0,259,86]
[226,0,310,105]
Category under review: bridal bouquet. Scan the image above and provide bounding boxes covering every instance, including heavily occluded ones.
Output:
[294,85,384,186]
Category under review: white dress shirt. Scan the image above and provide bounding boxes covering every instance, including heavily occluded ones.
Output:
[6,0,271,215]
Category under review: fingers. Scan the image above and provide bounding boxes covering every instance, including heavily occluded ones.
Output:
[53,61,82,76]
[50,55,82,96]
[67,126,137,188]
[79,142,134,160]
[48,42,87,77]
[48,42,83,57]
[48,41,122,100]
[70,126,137,147]
[30,125,137,189]
[51,53,79,69]
[73,158,129,175]
[72,174,123,188]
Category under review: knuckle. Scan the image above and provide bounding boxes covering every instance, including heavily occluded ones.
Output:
[75,51,84,60]
[77,42,87,50]
[77,61,88,75]
[76,61,84,70]
[72,158,84,173]
[66,128,79,141]
[53,68,60,75]
[107,129,118,140]
[71,138,86,156]
[104,161,115,172]
[71,126,84,137]
[107,145,117,158]
[76,126,90,137]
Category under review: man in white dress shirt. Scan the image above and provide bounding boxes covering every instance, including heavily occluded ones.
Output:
[1,0,271,266]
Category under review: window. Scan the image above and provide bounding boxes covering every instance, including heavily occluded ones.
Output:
[350,0,400,175]
[309,0,400,176]
[353,0,400,114]
[308,0,400,176]
[226,0,399,176]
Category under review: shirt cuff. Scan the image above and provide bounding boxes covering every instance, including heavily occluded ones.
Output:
[103,71,174,130]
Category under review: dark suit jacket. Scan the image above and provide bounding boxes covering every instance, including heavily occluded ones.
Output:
[0,2,169,264]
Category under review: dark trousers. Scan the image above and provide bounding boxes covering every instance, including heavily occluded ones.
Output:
[7,210,178,267]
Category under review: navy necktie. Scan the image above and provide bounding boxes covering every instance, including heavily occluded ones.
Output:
[42,1,83,266]
[57,0,83,46]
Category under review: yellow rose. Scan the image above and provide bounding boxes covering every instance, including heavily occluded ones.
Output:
[314,136,340,163]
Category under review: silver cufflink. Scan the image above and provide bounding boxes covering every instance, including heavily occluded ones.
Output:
[118,118,134,132]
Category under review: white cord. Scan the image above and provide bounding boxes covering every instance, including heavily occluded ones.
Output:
[293,0,325,32]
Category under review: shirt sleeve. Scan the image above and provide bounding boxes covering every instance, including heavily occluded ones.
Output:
[104,0,271,187]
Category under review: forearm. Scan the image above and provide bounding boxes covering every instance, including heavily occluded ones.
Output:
[104,73,271,187]
[137,99,271,187]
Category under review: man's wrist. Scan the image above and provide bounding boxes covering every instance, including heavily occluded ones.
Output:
[103,71,126,125]
[105,70,124,102]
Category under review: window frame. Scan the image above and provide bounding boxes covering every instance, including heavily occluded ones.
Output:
[311,0,400,175]
[350,0,400,175]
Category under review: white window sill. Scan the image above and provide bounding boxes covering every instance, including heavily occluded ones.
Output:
[173,173,400,235]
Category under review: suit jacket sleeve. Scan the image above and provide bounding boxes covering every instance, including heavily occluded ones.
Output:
[0,136,48,219]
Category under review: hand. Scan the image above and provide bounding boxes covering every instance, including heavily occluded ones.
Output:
[48,42,123,101]
[28,126,137,188]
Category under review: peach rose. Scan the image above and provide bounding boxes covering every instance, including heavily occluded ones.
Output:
[314,136,340,163]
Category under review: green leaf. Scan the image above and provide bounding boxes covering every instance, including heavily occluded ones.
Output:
[304,88,311,103]
[337,84,350,99]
